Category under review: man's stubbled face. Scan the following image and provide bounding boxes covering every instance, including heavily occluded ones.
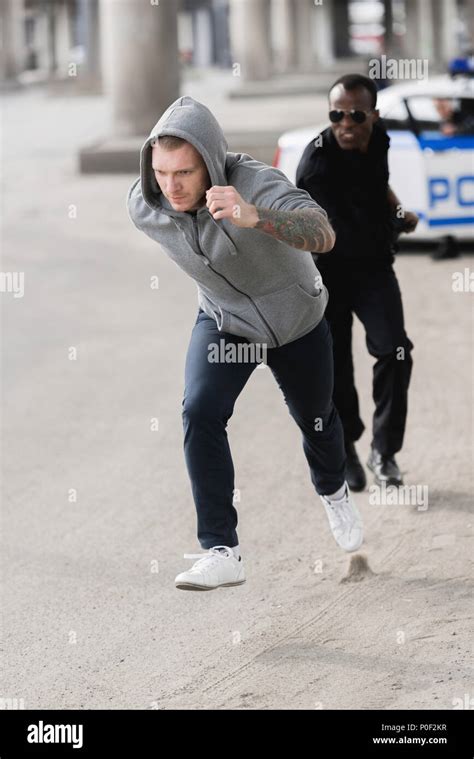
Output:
[152,141,211,212]
[329,84,379,153]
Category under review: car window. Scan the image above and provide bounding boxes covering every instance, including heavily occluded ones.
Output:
[406,96,441,130]
[380,99,410,130]
[407,96,474,135]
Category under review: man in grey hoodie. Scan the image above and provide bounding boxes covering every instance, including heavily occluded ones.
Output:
[127,96,363,591]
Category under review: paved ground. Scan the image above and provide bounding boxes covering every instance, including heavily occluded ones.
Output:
[1,83,473,710]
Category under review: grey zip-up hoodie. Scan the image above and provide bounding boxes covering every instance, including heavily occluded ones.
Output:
[126,96,334,348]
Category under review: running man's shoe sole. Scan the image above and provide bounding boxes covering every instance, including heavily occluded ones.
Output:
[175,579,246,591]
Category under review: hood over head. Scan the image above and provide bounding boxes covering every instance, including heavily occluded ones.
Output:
[140,96,228,215]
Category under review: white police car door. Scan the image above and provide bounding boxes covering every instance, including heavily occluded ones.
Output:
[407,95,474,239]
[382,98,427,234]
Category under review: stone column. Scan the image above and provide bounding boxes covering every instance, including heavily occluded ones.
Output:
[406,0,434,63]
[0,0,24,85]
[402,0,418,57]
[294,0,315,72]
[437,0,458,64]
[99,0,180,137]
[76,0,102,92]
[54,0,74,77]
[229,0,272,81]
[46,0,57,75]
[271,0,297,73]
[193,6,214,67]
[313,0,335,66]
[461,0,474,52]
[28,9,48,74]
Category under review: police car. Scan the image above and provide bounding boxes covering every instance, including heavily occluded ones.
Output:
[273,69,474,247]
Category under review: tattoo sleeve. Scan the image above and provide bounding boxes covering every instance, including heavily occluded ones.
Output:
[254,207,335,252]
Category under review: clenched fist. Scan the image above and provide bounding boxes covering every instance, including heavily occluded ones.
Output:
[206,185,258,228]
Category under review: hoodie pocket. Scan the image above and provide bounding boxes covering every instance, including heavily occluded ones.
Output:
[203,302,273,345]
[253,282,328,345]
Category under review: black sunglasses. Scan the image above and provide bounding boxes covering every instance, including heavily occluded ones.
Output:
[329,109,373,124]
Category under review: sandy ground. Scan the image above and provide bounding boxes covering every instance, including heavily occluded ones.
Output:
[1,86,473,710]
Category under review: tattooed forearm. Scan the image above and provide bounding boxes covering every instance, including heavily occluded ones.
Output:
[253,207,335,252]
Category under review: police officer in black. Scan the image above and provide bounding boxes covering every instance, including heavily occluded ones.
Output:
[296,74,418,490]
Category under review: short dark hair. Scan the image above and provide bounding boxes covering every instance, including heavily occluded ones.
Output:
[154,135,188,150]
[329,74,378,109]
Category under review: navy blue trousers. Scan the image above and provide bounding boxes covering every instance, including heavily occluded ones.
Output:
[182,309,346,549]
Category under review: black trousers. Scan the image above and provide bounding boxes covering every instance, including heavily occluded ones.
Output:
[182,310,346,549]
[319,263,413,456]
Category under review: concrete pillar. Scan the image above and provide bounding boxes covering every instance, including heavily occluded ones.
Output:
[33,11,49,74]
[272,0,297,73]
[178,9,193,64]
[0,0,24,84]
[313,0,335,66]
[46,0,57,75]
[437,0,458,64]
[294,0,314,72]
[415,0,435,61]
[54,1,74,76]
[403,0,418,57]
[193,7,214,67]
[76,0,102,92]
[403,0,436,61]
[229,0,272,81]
[431,1,444,71]
[99,0,180,137]
[461,0,474,52]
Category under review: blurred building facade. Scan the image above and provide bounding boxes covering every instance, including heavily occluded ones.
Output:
[2,0,474,89]
[1,0,101,88]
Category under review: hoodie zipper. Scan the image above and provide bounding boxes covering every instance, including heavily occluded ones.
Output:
[191,214,279,347]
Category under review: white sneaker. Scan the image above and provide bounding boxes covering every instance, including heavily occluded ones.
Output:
[320,483,363,552]
[175,546,246,591]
